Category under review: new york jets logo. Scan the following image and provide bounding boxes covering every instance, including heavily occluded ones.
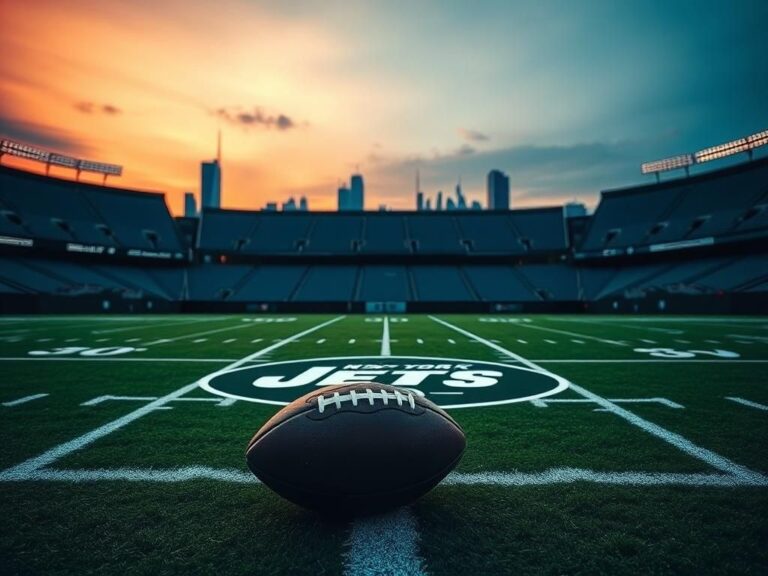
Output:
[200,356,569,409]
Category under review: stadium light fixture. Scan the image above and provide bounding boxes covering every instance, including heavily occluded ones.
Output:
[641,154,694,178]
[695,129,768,163]
[0,138,123,182]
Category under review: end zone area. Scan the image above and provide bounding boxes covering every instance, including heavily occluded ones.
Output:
[1,314,767,575]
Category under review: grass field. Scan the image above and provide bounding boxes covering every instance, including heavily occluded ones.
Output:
[1,314,767,575]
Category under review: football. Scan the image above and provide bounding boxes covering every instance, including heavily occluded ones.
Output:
[245,382,466,515]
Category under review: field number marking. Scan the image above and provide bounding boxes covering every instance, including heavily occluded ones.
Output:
[28,346,146,357]
[633,348,740,359]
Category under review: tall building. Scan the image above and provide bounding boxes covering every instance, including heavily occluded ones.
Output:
[446,197,456,211]
[487,169,510,211]
[201,160,221,209]
[415,170,424,211]
[456,178,467,210]
[263,202,278,211]
[350,173,364,210]
[470,200,482,210]
[201,131,223,209]
[436,190,443,211]
[282,197,297,211]
[299,196,308,211]
[564,201,587,218]
[337,184,352,211]
[184,192,197,217]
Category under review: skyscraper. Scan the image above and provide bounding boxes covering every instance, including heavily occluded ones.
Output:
[299,196,308,211]
[436,190,443,211]
[416,191,424,211]
[201,159,221,209]
[201,132,223,210]
[456,178,467,210]
[337,184,352,211]
[184,192,197,217]
[350,173,364,210]
[282,197,297,211]
[487,169,510,210]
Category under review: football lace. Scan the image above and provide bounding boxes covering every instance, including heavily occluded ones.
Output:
[316,388,416,414]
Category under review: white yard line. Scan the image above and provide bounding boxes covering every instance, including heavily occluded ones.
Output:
[380,316,391,356]
[518,322,629,346]
[91,317,227,335]
[725,397,768,412]
[429,316,765,483]
[0,357,239,363]
[2,393,48,407]
[143,323,255,346]
[530,397,684,409]
[552,317,684,335]
[3,466,764,487]
[344,507,427,576]
[0,316,345,481]
[343,318,426,576]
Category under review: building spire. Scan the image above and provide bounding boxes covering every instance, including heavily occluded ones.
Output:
[216,129,222,163]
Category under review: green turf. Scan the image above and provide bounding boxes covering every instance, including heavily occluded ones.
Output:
[1,314,766,575]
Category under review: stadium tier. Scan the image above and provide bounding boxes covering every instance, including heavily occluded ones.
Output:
[579,156,768,256]
[198,207,568,255]
[0,157,767,313]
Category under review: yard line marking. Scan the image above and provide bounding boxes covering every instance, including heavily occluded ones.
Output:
[223,338,237,343]
[518,359,768,364]
[725,397,768,412]
[91,316,226,335]
[64,338,80,343]
[417,338,424,344]
[380,316,391,356]
[674,339,691,344]
[317,338,326,344]
[705,340,720,344]
[448,338,456,344]
[344,507,427,576]
[727,334,768,343]
[126,338,140,342]
[530,397,684,409]
[348,338,356,344]
[544,339,556,344]
[0,316,346,479]
[571,339,584,344]
[5,466,765,487]
[343,314,427,576]
[81,395,235,407]
[551,317,684,335]
[735,340,752,345]
[640,339,657,344]
[143,323,255,346]
[430,392,464,395]
[95,338,110,342]
[0,357,238,363]
[193,338,208,343]
[2,393,48,407]
[251,338,263,343]
[36,338,52,342]
[518,322,629,346]
[517,339,527,344]
[443,468,768,488]
[429,316,764,483]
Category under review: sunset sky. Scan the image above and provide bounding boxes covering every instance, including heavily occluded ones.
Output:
[1,0,766,214]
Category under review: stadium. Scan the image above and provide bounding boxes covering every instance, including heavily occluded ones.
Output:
[1,1,767,575]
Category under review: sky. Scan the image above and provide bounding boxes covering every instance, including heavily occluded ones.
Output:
[0,0,766,214]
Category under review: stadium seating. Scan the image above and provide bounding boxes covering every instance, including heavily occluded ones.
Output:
[581,157,768,252]
[357,266,411,301]
[0,166,183,252]
[411,267,476,301]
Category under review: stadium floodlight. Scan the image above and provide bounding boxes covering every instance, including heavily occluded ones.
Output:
[0,139,50,163]
[695,129,768,163]
[77,159,123,176]
[48,153,79,168]
[641,154,695,175]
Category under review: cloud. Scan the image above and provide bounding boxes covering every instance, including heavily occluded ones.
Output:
[215,106,298,131]
[458,128,490,142]
[0,117,92,156]
[455,144,476,156]
[74,101,122,115]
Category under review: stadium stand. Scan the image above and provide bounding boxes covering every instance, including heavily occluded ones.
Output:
[0,166,183,252]
[580,157,768,253]
[1,153,767,313]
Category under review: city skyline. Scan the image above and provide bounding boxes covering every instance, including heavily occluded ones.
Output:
[1,0,765,215]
